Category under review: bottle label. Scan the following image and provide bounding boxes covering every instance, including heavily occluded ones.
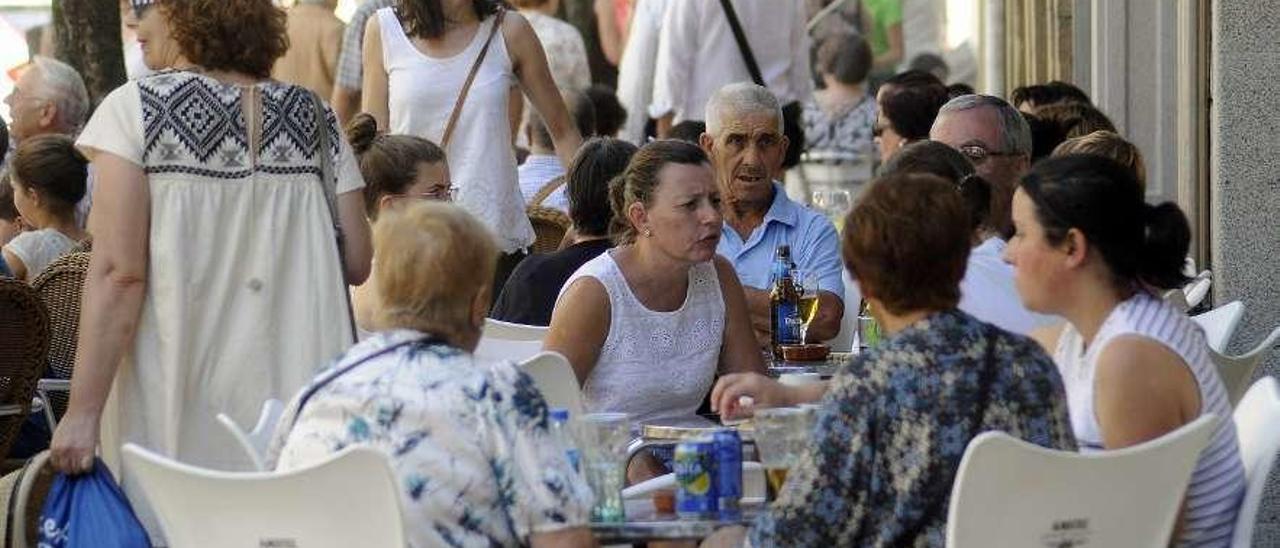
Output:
[773,302,800,344]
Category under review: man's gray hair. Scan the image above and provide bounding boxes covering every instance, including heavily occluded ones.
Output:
[936,94,1032,156]
[704,82,784,136]
[32,56,90,134]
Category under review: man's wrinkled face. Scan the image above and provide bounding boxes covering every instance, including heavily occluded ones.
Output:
[3,67,51,141]
[931,107,1029,236]
[701,110,788,205]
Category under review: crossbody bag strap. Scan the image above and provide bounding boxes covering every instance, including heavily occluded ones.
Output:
[289,336,444,429]
[310,91,358,343]
[441,8,507,149]
[718,0,765,87]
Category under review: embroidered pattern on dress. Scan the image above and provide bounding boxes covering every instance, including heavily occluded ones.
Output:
[138,71,339,179]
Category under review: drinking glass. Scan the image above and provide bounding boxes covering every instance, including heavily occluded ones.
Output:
[857,301,881,351]
[577,412,632,522]
[794,271,820,343]
[752,407,811,501]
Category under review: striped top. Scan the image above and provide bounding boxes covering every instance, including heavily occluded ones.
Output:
[1054,292,1245,547]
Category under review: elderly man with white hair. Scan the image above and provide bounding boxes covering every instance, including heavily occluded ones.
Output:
[929,94,1032,239]
[700,83,844,346]
[3,56,91,226]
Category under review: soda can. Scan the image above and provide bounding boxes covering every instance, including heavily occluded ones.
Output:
[713,429,743,521]
[673,439,718,519]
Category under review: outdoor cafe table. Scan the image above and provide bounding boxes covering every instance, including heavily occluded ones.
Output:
[590,499,764,543]
[765,350,853,379]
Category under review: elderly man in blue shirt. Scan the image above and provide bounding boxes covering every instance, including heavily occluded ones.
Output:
[699,83,844,345]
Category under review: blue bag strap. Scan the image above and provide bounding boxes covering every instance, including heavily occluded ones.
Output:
[290,335,443,429]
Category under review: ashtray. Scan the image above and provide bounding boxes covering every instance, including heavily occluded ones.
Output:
[780,343,830,362]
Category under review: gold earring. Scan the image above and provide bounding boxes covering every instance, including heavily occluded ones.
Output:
[644,228,653,238]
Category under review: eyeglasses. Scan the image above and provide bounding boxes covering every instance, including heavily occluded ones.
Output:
[400,185,458,202]
[959,145,1022,166]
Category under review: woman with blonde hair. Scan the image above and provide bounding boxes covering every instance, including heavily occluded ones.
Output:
[272,202,593,547]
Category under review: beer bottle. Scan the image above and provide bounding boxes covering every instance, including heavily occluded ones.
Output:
[770,246,801,358]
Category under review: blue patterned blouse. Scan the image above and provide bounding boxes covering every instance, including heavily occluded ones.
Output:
[750,310,1077,547]
[269,330,592,547]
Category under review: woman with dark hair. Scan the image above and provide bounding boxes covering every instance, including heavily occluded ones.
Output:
[493,137,635,326]
[362,0,582,294]
[708,173,1073,546]
[882,140,1056,335]
[344,113,453,337]
[873,69,948,163]
[1008,154,1239,542]
[51,0,374,537]
[803,32,876,160]
[1006,155,1244,546]
[543,140,764,477]
[1,135,87,281]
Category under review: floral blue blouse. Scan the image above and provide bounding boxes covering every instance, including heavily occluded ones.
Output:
[750,310,1076,547]
[268,330,592,547]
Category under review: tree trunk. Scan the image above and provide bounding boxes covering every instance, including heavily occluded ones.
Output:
[52,0,126,109]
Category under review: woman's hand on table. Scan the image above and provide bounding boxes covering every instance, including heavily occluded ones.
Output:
[711,373,794,420]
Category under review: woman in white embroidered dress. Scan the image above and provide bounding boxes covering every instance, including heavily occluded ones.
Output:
[1005,155,1244,546]
[49,0,372,538]
[543,140,764,481]
[361,0,582,290]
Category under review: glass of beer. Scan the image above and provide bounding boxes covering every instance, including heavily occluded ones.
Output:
[795,271,820,343]
[752,407,810,501]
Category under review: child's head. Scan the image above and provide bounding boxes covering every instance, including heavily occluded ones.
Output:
[0,175,24,246]
[9,134,87,227]
[344,113,451,220]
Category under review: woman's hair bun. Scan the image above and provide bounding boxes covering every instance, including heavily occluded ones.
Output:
[1139,202,1192,289]
[345,113,380,156]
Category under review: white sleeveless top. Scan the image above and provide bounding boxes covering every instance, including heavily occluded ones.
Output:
[560,251,725,427]
[378,9,533,252]
[1054,293,1244,547]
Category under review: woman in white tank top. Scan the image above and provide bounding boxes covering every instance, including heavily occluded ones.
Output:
[544,141,766,480]
[1005,155,1244,547]
[360,0,582,255]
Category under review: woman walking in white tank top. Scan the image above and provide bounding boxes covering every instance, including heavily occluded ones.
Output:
[360,0,582,287]
[1005,155,1244,547]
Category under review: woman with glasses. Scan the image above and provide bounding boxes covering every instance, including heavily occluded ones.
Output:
[345,113,454,337]
[872,70,947,164]
[49,0,373,540]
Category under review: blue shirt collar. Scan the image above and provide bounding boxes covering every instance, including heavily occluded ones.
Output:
[761,182,800,228]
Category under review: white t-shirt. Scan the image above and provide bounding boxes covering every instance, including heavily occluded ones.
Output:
[3,228,76,281]
[958,237,1059,335]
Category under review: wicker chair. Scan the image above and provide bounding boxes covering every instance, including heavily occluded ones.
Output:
[527,206,571,255]
[0,280,49,459]
[30,252,90,422]
[527,176,572,254]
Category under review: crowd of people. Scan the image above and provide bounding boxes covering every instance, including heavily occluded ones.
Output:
[0,0,1246,546]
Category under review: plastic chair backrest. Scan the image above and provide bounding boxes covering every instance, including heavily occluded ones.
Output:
[1191,300,1245,353]
[827,269,862,352]
[947,414,1219,548]
[1212,326,1280,406]
[475,337,545,363]
[483,318,549,342]
[1230,377,1280,547]
[122,443,405,548]
[517,351,583,416]
[216,399,286,471]
[1184,273,1212,309]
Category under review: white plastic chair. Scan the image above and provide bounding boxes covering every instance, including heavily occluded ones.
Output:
[827,269,862,352]
[215,399,285,471]
[518,351,584,416]
[1212,326,1280,406]
[1230,377,1280,547]
[482,318,549,341]
[474,337,546,363]
[1183,271,1212,309]
[123,443,404,548]
[1191,301,1246,353]
[947,414,1219,548]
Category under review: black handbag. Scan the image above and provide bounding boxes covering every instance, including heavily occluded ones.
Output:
[718,0,806,169]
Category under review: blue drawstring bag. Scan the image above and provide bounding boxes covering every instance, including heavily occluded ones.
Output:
[38,459,149,547]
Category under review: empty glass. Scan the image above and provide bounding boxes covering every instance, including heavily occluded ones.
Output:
[577,412,632,522]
